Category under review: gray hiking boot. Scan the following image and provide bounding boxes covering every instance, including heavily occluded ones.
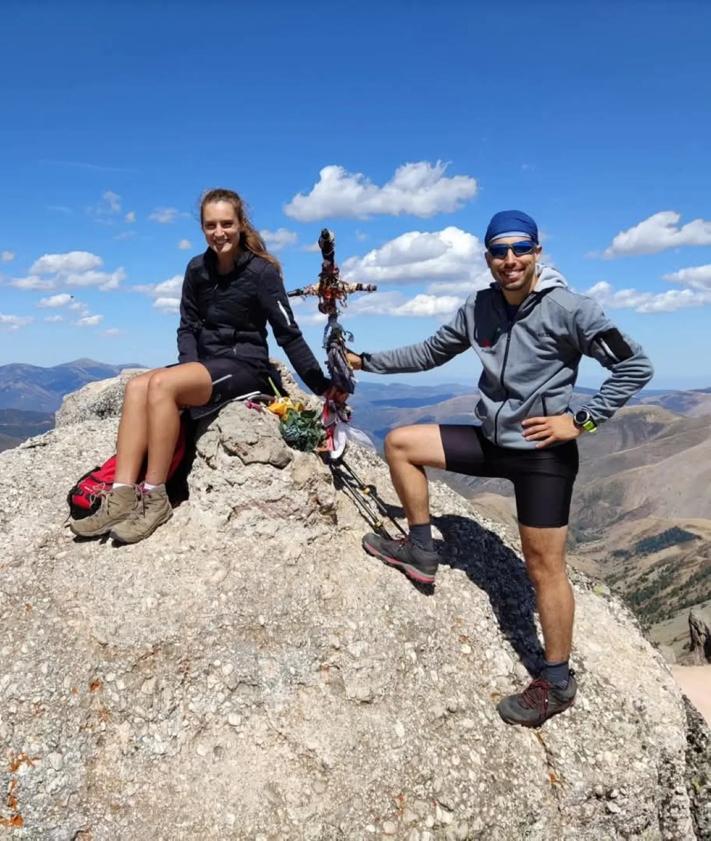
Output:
[109,486,173,544]
[362,532,439,584]
[69,485,138,538]
[497,672,577,728]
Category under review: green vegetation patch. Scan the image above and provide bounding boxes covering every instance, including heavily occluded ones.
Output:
[613,526,699,561]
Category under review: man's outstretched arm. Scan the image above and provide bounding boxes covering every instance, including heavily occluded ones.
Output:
[348,306,471,375]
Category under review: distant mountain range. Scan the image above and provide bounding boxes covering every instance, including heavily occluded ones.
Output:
[0,358,143,413]
[0,358,143,450]
[349,380,711,450]
[0,408,55,452]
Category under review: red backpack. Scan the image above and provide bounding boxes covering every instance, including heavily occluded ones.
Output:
[67,416,192,520]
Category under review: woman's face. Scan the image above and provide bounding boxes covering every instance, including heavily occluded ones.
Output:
[202,200,240,261]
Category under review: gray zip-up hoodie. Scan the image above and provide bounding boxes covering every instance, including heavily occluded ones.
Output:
[361,266,654,449]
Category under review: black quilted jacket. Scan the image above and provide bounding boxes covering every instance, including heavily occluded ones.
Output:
[177,249,329,395]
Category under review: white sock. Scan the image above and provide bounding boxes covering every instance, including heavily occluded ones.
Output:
[142,482,165,492]
[112,482,132,490]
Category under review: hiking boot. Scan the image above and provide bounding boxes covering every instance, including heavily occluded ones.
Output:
[362,532,438,584]
[69,485,138,538]
[497,671,577,728]
[109,486,173,544]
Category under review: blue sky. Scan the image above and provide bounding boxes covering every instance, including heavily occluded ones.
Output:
[1,1,710,389]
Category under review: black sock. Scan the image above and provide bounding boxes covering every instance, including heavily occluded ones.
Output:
[541,660,570,688]
[409,523,433,551]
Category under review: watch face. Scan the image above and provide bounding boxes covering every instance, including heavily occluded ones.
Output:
[574,410,589,426]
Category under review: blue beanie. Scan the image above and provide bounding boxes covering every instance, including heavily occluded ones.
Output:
[485,210,539,246]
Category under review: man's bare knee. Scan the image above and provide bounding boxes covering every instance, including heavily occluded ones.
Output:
[384,427,412,461]
[385,424,445,470]
[522,546,567,587]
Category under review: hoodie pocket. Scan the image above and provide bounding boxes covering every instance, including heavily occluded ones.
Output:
[541,393,571,417]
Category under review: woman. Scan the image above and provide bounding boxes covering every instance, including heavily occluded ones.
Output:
[70,188,331,544]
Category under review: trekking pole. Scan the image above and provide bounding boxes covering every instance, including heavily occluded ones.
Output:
[329,464,388,535]
[331,457,408,538]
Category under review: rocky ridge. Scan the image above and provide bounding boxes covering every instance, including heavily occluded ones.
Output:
[0,371,709,840]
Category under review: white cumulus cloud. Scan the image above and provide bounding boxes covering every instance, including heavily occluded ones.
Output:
[44,314,64,323]
[260,228,298,251]
[342,226,489,294]
[22,251,124,291]
[31,251,103,275]
[38,293,73,308]
[149,207,185,224]
[0,313,33,330]
[663,263,711,291]
[603,211,711,257]
[154,297,181,313]
[1,250,15,262]
[585,280,711,313]
[133,274,183,313]
[88,190,123,220]
[103,190,121,213]
[284,161,478,221]
[389,294,464,317]
[346,290,463,319]
[64,268,126,290]
[178,239,192,250]
[9,276,56,290]
[154,275,183,297]
[76,314,104,327]
[125,211,136,223]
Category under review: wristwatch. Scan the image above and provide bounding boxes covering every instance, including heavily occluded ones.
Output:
[573,408,597,433]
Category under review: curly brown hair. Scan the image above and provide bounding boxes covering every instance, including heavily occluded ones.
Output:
[199,188,281,272]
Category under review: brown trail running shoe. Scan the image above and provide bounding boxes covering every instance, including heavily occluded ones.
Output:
[110,486,173,545]
[69,485,138,538]
[497,672,577,728]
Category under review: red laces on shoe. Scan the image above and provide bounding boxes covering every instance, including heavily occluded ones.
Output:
[520,678,552,711]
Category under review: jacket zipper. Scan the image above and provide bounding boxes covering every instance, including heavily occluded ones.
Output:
[492,290,550,443]
[493,323,513,446]
[492,296,531,445]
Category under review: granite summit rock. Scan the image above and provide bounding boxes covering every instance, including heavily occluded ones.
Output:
[0,371,709,840]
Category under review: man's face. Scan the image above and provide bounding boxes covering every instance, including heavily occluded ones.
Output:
[485,236,542,297]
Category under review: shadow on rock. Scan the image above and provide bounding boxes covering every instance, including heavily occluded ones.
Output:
[434,513,543,676]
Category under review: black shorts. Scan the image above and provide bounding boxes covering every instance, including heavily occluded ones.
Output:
[439,425,578,528]
[170,358,281,405]
[199,357,275,404]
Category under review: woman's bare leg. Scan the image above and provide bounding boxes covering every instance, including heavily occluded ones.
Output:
[143,363,213,484]
[114,369,163,485]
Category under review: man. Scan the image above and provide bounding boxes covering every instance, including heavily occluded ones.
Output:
[346,210,653,727]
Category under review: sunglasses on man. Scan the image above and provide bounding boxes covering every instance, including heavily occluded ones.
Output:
[487,241,538,259]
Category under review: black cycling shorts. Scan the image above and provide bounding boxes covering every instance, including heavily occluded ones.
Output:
[439,425,579,528]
